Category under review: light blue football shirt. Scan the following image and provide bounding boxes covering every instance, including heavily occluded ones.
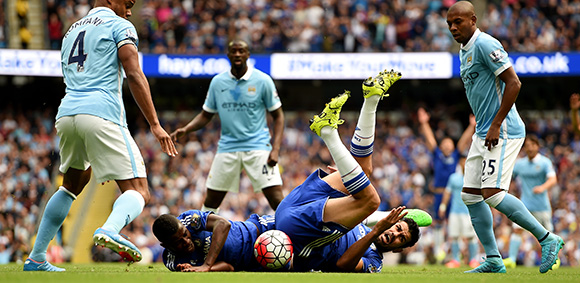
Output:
[459,29,525,139]
[57,7,139,127]
[513,154,555,212]
[445,172,469,215]
[203,67,282,153]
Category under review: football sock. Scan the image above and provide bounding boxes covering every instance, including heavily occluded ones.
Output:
[468,238,479,261]
[201,205,219,213]
[350,95,379,157]
[451,239,460,261]
[434,226,444,257]
[467,201,500,258]
[494,193,548,239]
[509,233,522,261]
[320,126,369,195]
[29,187,76,262]
[361,210,390,226]
[101,190,145,233]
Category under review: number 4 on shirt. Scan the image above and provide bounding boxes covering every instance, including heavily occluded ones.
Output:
[68,30,87,72]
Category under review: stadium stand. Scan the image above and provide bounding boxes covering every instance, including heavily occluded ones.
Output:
[41,0,580,53]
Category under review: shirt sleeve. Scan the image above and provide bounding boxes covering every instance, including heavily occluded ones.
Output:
[163,249,191,271]
[262,74,282,112]
[112,19,138,49]
[445,174,455,193]
[203,78,218,113]
[360,247,383,273]
[478,36,511,77]
[177,210,212,231]
[544,157,556,178]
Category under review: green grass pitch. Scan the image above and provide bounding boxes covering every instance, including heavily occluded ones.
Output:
[2,263,579,283]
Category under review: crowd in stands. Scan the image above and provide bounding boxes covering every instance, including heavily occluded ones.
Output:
[1,103,579,266]
[40,0,580,53]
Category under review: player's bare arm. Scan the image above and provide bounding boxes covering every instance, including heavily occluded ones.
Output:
[170,110,214,142]
[335,206,407,272]
[417,107,437,152]
[485,67,521,151]
[118,44,177,157]
[533,175,557,194]
[457,114,476,153]
[268,107,285,166]
[191,214,232,272]
[177,261,234,272]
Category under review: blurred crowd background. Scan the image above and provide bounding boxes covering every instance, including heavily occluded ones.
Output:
[1,104,579,267]
[0,0,578,269]
[37,0,580,53]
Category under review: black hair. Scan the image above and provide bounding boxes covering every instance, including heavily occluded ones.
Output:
[152,214,180,244]
[400,217,421,249]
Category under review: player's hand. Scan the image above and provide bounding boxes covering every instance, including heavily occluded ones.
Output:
[469,114,476,126]
[267,149,279,167]
[417,107,430,124]
[374,206,407,233]
[532,186,544,194]
[170,127,187,142]
[176,263,194,271]
[484,124,500,151]
[152,125,178,157]
[438,207,446,219]
[571,93,580,110]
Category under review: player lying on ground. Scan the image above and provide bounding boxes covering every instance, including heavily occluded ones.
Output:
[153,70,422,273]
[275,70,421,272]
[152,210,275,272]
[152,207,423,272]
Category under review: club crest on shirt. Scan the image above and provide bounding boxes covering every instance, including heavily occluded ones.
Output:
[247,86,256,95]
[466,56,473,66]
[489,49,504,63]
[189,213,202,229]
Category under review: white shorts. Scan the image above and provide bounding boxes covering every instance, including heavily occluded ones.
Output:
[512,210,553,231]
[447,213,476,238]
[206,150,283,192]
[56,115,146,184]
[464,135,524,190]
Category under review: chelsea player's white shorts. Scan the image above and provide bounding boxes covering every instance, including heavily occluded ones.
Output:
[206,150,282,192]
[463,134,524,190]
[56,114,146,184]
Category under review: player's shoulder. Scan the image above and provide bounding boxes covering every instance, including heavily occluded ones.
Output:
[210,71,231,84]
[474,31,503,51]
[250,67,274,81]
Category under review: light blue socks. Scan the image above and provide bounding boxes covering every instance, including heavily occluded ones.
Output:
[467,201,500,258]
[509,233,522,261]
[451,240,461,261]
[101,190,145,233]
[29,188,76,262]
[495,193,548,240]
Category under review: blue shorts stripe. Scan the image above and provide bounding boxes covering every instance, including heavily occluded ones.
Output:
[119,125,138,177]
[496,139,507,188]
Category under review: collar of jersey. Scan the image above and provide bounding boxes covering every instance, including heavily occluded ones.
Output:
[460,28,481,51]
[229,65,253,81]
[87,7,115,16]
[528,153,541,163]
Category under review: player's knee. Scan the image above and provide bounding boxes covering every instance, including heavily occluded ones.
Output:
[366,192,380,214]
[461,192,484,206]
[483,190,506,208]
